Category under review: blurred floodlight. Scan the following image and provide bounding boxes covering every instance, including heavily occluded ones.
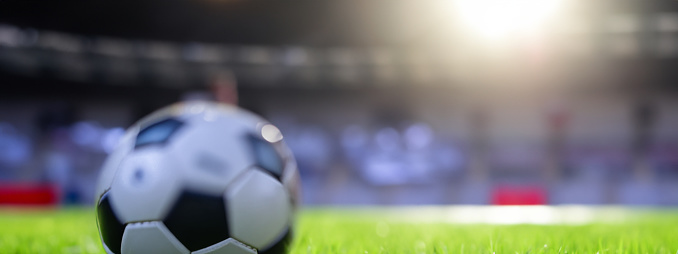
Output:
[454,0,562,40]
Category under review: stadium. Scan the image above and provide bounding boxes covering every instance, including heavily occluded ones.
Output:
[1,0,678,253]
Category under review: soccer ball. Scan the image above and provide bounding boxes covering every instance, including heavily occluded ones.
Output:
[95,101,301,254]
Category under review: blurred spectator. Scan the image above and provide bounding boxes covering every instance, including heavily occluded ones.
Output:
[210,70,238,106]
[0,123,32,179]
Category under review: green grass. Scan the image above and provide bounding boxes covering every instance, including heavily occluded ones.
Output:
[0,207,677,253]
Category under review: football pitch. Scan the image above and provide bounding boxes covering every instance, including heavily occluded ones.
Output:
[0,206,676,253]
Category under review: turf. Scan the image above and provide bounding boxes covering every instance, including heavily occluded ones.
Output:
[0,207,676,253]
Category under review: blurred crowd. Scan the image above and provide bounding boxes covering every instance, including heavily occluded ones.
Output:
[5,90,677,206]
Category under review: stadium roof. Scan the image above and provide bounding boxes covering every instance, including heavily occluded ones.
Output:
[2,0,678,47]
[3,0,678,95]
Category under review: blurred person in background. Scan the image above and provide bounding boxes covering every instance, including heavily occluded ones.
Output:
[182,70,239,108]
[210,70,239,106]
[35,103,78,203]
[0,123,32,180]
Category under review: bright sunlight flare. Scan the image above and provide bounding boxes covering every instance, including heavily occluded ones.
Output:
[454,0,562,40]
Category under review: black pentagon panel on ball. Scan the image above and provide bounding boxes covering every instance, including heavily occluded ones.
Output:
[163,190,230,251]
[259,228,293,254]
[248,135,285,180]
[135,118,184,148]
[96,192,126,254]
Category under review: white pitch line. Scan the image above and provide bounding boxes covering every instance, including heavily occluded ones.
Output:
[315,205,642,225]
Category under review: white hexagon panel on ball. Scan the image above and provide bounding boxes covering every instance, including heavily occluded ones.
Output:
[121,221,189,254]
[226,169,291,250]
[193,238,256,254]
[166,113,256,196]
[109,148,184,223]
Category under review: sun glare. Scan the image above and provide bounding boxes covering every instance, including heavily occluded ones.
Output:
[455,0,562,40]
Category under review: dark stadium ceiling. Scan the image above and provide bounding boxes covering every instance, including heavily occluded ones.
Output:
[1,0,677,47]
[3,0,426,47]
[3,0,678,95]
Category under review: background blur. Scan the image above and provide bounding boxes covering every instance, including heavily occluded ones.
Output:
[1,0,678,206]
